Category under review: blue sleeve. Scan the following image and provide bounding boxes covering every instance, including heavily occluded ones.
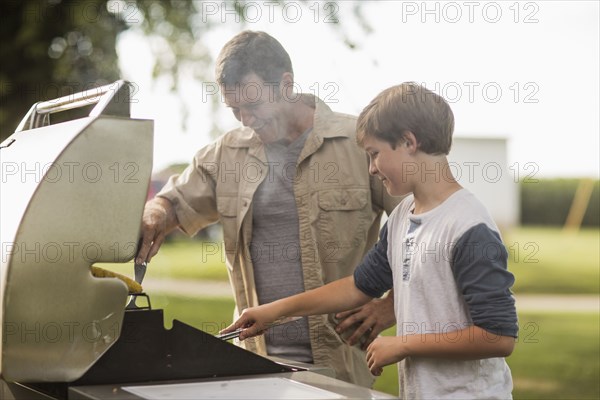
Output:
[353,222,393,298]
[452,224,519,338]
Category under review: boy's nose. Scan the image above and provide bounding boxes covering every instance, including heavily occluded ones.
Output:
[368,160,378,176]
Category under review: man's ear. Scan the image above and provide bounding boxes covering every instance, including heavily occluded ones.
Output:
[280,72,294,97]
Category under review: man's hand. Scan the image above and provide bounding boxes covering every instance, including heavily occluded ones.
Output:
[135,197,178,264]
[335,292,395,350]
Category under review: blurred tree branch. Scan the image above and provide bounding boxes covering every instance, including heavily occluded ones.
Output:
[0,0,370,141]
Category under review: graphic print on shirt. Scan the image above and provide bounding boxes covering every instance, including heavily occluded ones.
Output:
[402,219,420,282]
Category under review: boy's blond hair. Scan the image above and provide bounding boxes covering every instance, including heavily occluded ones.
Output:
[357,82,455,155]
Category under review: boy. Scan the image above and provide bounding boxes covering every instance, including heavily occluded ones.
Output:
[221,82,518,399]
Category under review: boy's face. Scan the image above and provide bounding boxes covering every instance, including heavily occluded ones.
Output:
[363,135,413,197]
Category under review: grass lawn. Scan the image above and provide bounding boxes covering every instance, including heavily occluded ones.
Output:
[508,311,600,399]
[152,294,599,399]
[505,227,599,294]
[103,240,229,281]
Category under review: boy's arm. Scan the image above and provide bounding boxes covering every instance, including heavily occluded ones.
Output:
[221,276,373,340]
[452,224,519,338]
[366,326,515,375]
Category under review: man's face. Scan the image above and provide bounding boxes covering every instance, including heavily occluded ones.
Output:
[221,73,288,144]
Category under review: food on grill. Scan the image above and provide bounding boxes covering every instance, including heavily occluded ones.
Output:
[91,266,143,293]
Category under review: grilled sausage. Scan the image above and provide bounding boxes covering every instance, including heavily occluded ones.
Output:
[91,266,143,294]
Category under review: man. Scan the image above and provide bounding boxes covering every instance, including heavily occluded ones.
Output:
[136,31,399,386]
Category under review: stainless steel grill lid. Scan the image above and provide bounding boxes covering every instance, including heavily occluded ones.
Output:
[0,81,153,382]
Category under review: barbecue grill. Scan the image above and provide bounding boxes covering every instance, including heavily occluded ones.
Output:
[0,81,396,399]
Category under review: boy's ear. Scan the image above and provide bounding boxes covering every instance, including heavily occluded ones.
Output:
[404,131,418,151]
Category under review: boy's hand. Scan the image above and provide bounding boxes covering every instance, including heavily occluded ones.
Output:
[220,305,280,340]
[366,336,406,376]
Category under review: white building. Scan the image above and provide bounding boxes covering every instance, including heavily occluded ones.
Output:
[448,137,519,229]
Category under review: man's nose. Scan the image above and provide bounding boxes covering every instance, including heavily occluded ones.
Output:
[239,108,255,127]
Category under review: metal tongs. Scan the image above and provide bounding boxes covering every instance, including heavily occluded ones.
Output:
[216,316,303,341]
[126,261,148,310]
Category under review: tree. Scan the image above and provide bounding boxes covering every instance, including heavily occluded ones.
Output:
[0,0,369,141]
[1,0,124,140]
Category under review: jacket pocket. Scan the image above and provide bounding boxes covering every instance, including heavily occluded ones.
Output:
[318,188,368,211]
[316,188,370,250]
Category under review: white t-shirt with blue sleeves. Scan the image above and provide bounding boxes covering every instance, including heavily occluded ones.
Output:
[355,189,517,399]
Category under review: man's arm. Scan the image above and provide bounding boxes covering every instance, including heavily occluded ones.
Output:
[135,142,222,265]
[221,276,373,340]
[135,197,179,264]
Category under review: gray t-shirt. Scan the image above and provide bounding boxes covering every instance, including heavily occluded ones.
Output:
[251,128,313,363]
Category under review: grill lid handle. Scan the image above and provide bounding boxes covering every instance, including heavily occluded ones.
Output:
[15,80,132,133]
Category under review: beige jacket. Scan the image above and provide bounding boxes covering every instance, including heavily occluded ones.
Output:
[158,96,399,386]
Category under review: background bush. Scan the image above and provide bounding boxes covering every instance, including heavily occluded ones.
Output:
[520,179,599,226]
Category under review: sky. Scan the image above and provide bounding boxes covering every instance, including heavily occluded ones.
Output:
[117,0,599,179]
